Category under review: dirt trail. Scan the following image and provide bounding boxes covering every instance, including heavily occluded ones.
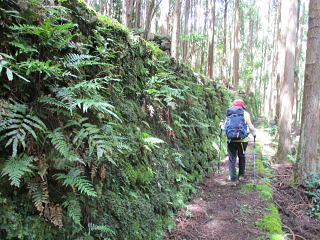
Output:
[167,128,320,240]
[167,129,270,240]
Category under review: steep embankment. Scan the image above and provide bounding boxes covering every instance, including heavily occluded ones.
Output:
[0,1,231,239]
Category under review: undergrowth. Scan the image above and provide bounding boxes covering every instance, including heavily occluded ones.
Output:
[0,1,232,239]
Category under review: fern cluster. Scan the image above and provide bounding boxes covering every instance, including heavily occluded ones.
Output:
[0,102,47,156]
[1,154,35,187]
[62,194,82,225]
[55,168,97,197]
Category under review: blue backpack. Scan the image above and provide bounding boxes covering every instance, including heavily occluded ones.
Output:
[225,106,249,140]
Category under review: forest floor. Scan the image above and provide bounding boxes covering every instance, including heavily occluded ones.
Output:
[166,128,320,240]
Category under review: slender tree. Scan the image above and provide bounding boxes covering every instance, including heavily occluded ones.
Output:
[182,0,191,61]
[277,0,298,160]
[232,0,240,88]
[221,0,228,85]
[295,0,320,185]
[144,0,156,39]
[207,0,216,78]
[171,0,182,59]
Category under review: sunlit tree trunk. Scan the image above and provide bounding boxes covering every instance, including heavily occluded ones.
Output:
[207,0,216,79]
[182,0,191,61]
[277,0,298,160]
[159,0,170,36]
[171,0,181,59]
[232,0,240,88]
[296,0,320,185]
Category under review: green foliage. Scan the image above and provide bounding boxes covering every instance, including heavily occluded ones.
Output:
[48,129,83,163]
[62,194,82,225]
[1,154,35,187]
[10,21,77,49]
[306,172,320,218]
[0,53,30,82]
[0,102,47,156]
[63,53,105,69]
[55,168,97,197]
[88,223,115,235]
[0,1,231,239]
[40,80,120,118]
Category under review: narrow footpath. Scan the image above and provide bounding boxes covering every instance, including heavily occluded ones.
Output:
[166,128,278,240]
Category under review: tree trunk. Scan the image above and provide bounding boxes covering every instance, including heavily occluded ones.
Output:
[171,0,182,59]
[182,0,191,61]
[143,0,156,39]
[277,0,298,160]
[207,0,216,79]
[136,0,142,28]
[159,0,170,36]
[200,0,209,74]
[191,0,198,68]
[221,0,228,85]
[295,0,320,185]
[232,0,240,89]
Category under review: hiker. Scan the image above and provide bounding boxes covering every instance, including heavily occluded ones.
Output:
[220,99,256,185]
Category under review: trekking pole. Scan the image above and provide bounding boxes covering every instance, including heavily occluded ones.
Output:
[253,136,256,189]
[218,128,222,173]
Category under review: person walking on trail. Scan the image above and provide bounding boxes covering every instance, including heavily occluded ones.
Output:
[221,99,256,185]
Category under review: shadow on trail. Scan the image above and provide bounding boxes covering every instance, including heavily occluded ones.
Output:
[167,154,267,240]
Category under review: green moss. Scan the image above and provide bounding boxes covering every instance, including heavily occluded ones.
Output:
[125,164,153,185]
[256,203,284,239]
[97,15,129,35]
[145,40,164,58]
[241,184,273,199]
[269,234,286,240]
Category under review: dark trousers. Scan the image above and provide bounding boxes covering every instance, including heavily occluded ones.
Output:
[227,141,248,181]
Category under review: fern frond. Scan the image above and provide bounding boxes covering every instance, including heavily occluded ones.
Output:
[1,154,35,187]
[55,168,97,197]
[62,194,82,225]
[63,53,105,68]
[9,41,38,55]
[88,223,115,235]
[0,103,47,156]
[72,122,128,160]
[45,85,120,118]
[48,130,84,164]
[28,182,49,213]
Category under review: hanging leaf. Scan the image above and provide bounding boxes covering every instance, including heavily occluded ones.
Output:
[6,68,13,81]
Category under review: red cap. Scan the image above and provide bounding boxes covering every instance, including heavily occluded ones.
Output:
[232,99,246,109]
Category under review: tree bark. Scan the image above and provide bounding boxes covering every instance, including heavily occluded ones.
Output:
[182,0,191,61]
[200,0,209,74]
[207,0,216,79]
[221,0,228,85]
[136,0,142,28]
[277,0,298,160]
[295,0,320,185]
[232,0,240,89]
[143,0,156,39]
[171,0,182,59]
